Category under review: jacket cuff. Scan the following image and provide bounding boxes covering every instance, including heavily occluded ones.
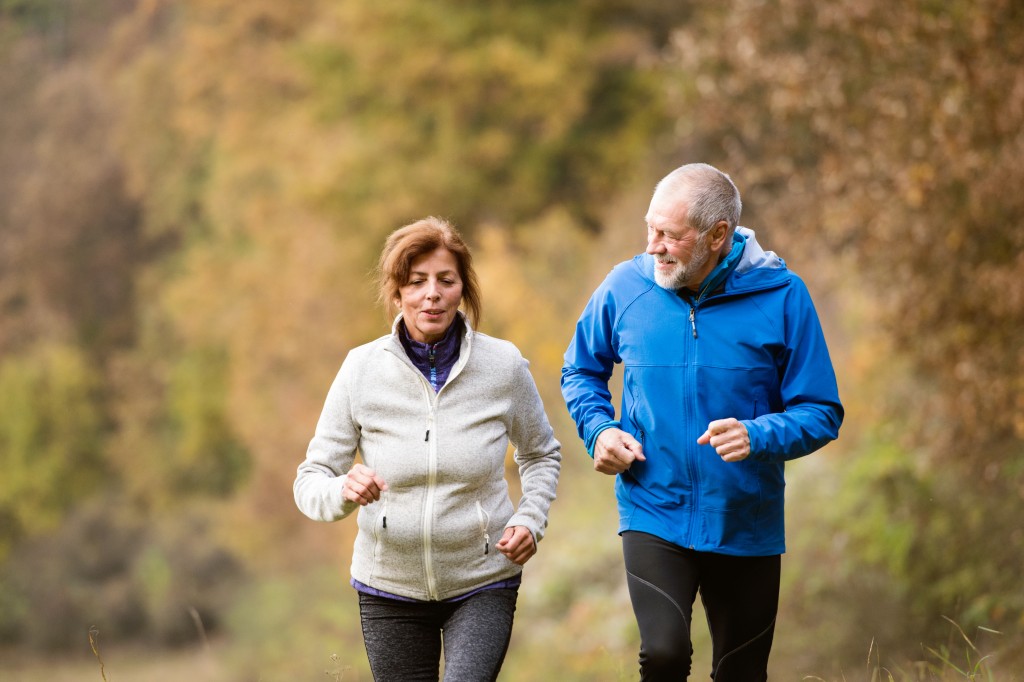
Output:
[506,515,545,544]
[740,419,766,461]
[585,420,622,457]
[334,475,361,519]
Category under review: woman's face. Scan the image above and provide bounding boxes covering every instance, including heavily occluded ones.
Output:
[398,247,464,343]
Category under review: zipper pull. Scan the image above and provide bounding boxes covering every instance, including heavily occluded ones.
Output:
[689,307,698,339]
[424,429,430,442]
[484,532,490,555]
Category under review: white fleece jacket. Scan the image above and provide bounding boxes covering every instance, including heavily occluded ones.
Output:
[294,316,561,601]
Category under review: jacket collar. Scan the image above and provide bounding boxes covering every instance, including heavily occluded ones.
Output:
[385,311,474,387]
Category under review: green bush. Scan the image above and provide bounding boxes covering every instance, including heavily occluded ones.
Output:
[0,499,243,650]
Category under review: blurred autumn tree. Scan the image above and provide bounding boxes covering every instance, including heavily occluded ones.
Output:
[657,0,1024,668]
[1,0,1021,673]
[0,0,138,560]
[0,0,687,651]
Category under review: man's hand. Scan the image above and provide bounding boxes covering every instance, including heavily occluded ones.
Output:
[496,526,536,565]
[697,418,750,462]
[342,463,389,505]
[594,427,645,475]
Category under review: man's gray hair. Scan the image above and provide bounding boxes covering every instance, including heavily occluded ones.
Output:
[653,163,742,236]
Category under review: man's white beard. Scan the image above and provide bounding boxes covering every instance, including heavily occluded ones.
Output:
[653,238,710,290]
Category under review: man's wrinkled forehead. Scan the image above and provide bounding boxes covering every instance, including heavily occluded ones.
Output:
[646,190,692,229]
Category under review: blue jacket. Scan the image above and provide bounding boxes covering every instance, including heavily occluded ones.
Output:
[561,228,843,556]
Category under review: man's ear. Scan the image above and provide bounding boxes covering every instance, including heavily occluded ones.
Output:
[709,220,730,250]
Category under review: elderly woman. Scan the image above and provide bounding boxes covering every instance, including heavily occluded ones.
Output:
[294,216,561,682]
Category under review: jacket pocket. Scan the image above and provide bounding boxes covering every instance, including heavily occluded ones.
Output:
[624,370,646,447]
[475,501,491,556]
[751,388,768,419]
[368,490,389,583]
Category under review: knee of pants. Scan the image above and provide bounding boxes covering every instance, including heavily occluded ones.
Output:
[641,638,693,676]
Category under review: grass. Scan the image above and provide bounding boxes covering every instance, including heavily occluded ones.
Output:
[802,618,1005,682]
[0,613,1009,682]
[921,617,1001,681]
[62,620,1008,682]
[87,626,108,682]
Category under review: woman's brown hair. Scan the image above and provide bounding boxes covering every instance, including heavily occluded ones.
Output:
[377,216,482,328]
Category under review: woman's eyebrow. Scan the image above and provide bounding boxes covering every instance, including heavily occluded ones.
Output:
[408,268,457,277]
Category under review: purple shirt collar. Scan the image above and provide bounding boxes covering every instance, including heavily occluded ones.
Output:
[398,316,463,392]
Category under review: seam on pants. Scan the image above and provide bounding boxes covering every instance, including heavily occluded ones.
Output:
[712,615,776,677]
[625,569,691,640]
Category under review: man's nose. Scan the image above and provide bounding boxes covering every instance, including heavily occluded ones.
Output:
[646,234,663,254]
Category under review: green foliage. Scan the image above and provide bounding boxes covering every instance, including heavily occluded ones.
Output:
[165,346,250,497]
[0,343,105,558]
[0,0,65,31]
[297,0,673,232]
[0,499,243,650]
[223,568,370,680]
[783,434,1024,671]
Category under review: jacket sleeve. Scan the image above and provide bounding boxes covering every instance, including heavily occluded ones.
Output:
[560,278,622,454]
[293,356,362,522]
[505,355,562,542]
[742,278,844,462]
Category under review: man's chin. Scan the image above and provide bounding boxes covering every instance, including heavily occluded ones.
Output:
[654,271,682,290]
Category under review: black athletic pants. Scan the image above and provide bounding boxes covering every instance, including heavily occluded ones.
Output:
[358,587,518,682]
[622,531,781,681]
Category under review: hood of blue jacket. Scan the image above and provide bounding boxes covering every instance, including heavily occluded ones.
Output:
[635,226,789,294]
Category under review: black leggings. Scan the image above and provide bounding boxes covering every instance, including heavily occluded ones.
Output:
[358,587,518,682]
[622,531,780,681]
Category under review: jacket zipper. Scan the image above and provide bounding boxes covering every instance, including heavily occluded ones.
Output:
[686,296,701,548]
[422,394,439,600]
[383,329,472,601]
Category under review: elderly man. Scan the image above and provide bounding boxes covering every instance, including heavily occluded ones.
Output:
[561,163,843,680]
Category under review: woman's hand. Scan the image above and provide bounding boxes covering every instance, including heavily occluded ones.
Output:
[342,463,388,506]
[496,526,536,565]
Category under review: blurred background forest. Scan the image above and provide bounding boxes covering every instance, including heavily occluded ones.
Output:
[1,0,1022,680]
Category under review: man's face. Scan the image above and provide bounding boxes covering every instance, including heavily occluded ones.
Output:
[645,192,712,291]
